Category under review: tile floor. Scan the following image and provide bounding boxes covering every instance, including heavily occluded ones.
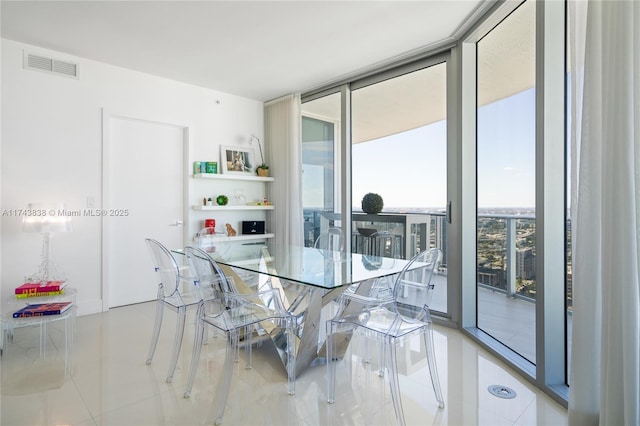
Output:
[0,301,567,425]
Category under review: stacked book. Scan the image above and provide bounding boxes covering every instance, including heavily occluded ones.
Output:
[12,281,73,318]
[12,301,73,318]
[14,280,67,299]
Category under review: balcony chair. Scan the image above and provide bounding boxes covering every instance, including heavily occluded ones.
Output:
[182,246,296,425]
[326,248,445,426]
[144,238,212,383]
[313,226,345,251]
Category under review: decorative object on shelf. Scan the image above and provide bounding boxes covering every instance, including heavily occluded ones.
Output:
[249,135,269,177]
[242,220,266,235]
[361,193,384,214]
[22,202,72,283]
[194,161,218,174]
[254,197,271,206]
[206,197,213,206]
[234,189,246,204]
[225,223,237,236]
[220,145,255,175]
[216,195,229,206]
[205,162,218,174]
[204,219,216,231]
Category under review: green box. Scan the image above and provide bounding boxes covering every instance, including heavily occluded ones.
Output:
[205,162,218,174]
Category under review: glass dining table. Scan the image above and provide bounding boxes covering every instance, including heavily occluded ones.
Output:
[210,244,410,375]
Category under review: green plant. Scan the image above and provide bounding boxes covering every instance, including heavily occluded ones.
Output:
[361,192,384,214]
[216,195,229,206]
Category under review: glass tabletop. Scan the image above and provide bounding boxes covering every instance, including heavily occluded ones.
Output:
[211,245,409,289]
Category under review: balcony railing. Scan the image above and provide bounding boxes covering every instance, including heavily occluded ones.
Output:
[304,208,572,307]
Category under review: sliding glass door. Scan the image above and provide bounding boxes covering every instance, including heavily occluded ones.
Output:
[476,0,537,364]
[351,62,449,314]
[301,93,341,247]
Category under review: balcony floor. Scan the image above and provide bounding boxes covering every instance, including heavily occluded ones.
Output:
[429,274,572,365]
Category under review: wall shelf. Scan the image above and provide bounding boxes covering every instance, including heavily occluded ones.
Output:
[193,173,274,182]
[192,205,274,211]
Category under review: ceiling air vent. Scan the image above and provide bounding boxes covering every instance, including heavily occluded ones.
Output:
[24,51,79,79]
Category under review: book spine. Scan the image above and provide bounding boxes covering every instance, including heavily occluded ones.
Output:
[15,290,65,299]
[15,285,64,294]
[12,310,64,318]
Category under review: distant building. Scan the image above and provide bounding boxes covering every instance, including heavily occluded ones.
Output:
[516,248,536,279]
[433,215,447,266]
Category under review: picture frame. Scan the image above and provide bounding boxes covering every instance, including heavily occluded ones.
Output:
[220,145,255,175]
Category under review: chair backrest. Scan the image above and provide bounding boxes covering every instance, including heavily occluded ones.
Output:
[145,238,182,298]
[314,227,344,251]
[197,228,233,262]
[391,248,441,320]
[197,226,217,253]
[184,245,237,295]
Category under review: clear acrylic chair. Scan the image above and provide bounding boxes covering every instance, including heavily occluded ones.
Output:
[314,227,344,251]
[196,226,218,253]
[182,246,296,425]
[327,248,445,425]
[144,238,210,383]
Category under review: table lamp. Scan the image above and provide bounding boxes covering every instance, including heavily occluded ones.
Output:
[22,202,72,283]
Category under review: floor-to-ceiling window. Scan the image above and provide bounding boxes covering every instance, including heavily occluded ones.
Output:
[476,0,537,364]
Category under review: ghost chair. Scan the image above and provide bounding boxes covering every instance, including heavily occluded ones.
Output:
[182,246,296,425]
[327,248,444,425]
[144,238,214,383]
[314,227,345,252]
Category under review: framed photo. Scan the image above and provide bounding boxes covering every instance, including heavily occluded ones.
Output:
[220,145,255,175]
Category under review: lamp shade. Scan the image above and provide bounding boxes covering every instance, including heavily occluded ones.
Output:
[22,203,72,233]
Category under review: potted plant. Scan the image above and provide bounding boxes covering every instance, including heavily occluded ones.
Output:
[250,135,269,177]
[361,192,384,214]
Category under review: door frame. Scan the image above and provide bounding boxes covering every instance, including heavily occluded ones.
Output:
[101,109,189,311]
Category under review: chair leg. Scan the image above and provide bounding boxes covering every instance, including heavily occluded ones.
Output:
[166,306,186,383]
[184,318,206,398]
[327,320,336,404]
[386,338,406,426]
[424,324,445,408]
[245,325,252,370]
[214,330,235,425]
[146,300,164,365]
[377,333,385,377]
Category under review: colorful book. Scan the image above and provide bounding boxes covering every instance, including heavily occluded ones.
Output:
[15,280,67,295]
[16,290,65,299]
[12,301,73,318]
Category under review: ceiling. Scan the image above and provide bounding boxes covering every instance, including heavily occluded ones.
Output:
[301,0,535,144]
[1,1,490,102]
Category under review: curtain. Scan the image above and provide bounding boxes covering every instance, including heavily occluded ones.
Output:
[264,94,304,251]
[568,1,640,425]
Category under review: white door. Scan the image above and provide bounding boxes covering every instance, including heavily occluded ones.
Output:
[105,114,185,308]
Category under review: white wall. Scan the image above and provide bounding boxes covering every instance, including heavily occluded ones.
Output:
[1,39,264,315]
